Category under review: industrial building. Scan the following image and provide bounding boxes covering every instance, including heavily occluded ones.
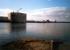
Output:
[0,16,9,22]
[10,12,26,23]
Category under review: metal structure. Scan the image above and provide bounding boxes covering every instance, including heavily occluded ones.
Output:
[17,8,22,12]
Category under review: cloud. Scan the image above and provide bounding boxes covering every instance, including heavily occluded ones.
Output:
[0,8,13,16]
[27,7,70,21]
[0,7,69,22]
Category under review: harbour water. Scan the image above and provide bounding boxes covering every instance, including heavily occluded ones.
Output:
[0,23,70,46]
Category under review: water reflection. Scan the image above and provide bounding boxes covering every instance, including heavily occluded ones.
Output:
[0,23,11,46]
[0,23,11,34]
[0,23,70,46]
[26,23,70,40]
[0,23,26,46]
[10,23,26,32]
[10,23,26,40]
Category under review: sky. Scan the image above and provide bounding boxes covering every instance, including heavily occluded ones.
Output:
[0,0,70,21]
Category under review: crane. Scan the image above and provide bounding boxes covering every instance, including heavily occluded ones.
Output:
[17,8,22,12]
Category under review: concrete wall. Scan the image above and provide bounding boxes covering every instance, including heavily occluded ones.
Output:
[10,12,26,23]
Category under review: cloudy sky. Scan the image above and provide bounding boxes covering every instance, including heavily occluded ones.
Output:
[0,0,70,21]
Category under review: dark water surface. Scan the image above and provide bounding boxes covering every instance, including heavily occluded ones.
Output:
[0,23,70,46]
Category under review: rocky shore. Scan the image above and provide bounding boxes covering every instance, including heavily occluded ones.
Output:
[1,39,52,50]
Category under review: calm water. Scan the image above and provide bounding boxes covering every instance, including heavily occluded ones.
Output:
[0,23,70,46]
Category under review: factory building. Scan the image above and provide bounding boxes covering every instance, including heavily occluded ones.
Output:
[10,12,26,23]
[0,16,9,22]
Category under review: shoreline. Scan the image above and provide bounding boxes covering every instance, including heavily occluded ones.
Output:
[0,22,70,23]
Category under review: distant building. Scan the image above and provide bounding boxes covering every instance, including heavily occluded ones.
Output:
[10,12,26,23]
[0,16,9,22]
[46,20,50,23]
